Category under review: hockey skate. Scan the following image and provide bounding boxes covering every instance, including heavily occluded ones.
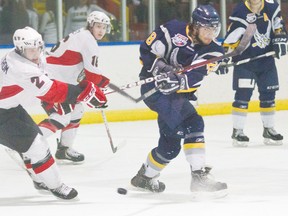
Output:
[232,128,249,147]
[130,164,165,193]
[263,127,283,146]
[55,139,84,164]
[50,183,78,200]
[190,167,227,198]
[33,181,50,194]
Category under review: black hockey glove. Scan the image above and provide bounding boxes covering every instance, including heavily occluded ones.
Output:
[149,58,175,76]
[272,34,288,59]
[215,57,231,75]
[41,101,75,115]
[156,72,189,95]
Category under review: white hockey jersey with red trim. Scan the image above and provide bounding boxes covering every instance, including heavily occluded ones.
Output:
[0,50,53,109]
[46,28,102,85]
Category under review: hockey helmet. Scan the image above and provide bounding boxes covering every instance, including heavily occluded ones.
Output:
[192,4,221,37]
[87,11,111,33]
[13,27,44,53]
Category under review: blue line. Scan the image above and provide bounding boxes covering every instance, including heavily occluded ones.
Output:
[0,41,143,49]
[0,39,224,49]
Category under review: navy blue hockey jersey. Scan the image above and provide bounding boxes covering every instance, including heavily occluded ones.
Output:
[223,0,286,66]
[139,19,224,93]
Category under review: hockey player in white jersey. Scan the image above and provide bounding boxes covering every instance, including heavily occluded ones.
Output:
[0,27,107,200]
[38,11,112,163]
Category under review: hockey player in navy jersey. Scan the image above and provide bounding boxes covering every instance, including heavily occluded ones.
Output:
[222,0,287,147]
[0,27,107,200]
[130,4,227,194]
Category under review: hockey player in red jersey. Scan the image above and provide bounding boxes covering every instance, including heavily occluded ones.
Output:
[38,11,112,163]
[0,27,107,200]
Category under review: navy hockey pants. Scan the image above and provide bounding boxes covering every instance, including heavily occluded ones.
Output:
[141,82,200,159]
[232,60,279,102]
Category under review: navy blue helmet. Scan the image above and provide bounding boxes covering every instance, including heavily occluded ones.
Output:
[192,4,221,37]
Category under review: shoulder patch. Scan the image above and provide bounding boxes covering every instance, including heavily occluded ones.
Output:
[172,33,188,47]
[246,13,257,23]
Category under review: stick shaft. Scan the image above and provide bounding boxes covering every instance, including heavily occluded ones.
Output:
[100,110,117,153]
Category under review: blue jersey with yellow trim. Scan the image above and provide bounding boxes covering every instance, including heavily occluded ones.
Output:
[223,0,286,66]
[139,19,224,93]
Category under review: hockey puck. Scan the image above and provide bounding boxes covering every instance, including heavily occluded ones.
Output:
[117,187,127,195]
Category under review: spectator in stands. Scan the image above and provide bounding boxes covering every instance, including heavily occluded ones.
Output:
[23,0,39,31]
[64,0,115,36]
[39,0,58,44]
[0,0,29,44]
[157,0,181,25]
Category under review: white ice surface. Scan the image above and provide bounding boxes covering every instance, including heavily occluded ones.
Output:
[1,111,288,216]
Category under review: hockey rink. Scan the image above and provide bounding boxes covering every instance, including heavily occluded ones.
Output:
[1,111,288,216]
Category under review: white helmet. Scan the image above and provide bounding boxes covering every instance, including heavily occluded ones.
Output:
[87,11,111,33]
[13,27,44,53]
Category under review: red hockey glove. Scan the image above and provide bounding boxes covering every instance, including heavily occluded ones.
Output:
[76,80,107,108]
[84,71,110,88]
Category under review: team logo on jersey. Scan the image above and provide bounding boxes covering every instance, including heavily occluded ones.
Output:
[1,58,9,73]
[252,31,270,49]
[246,13,257,23]
[172,34,188,47]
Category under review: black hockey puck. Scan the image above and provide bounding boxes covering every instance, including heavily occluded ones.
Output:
[117,187,127,195]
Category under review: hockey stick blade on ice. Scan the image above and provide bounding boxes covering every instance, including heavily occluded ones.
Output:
[107,24,256,102]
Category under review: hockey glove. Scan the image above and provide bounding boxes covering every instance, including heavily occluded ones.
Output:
[41,101,75,115]
[149,58,175,76]
[272,34,288,59]
[215,57,231,75]
[78,69,110,88]
[76,80,107,108]
[156,72,189,95]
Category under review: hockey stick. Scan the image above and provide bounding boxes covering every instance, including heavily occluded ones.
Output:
[220,51,275,68]
[77,71,120,153]
[106,24,257,102]
[100,109,117,153]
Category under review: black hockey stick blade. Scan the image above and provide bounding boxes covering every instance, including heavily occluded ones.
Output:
[107,83,140,102]
[107,82,164,103]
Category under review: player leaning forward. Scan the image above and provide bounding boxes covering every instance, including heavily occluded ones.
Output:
[0,27,107,199]
[130,5,227,194]
[223,0,287,147]
[38,11,111,163]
